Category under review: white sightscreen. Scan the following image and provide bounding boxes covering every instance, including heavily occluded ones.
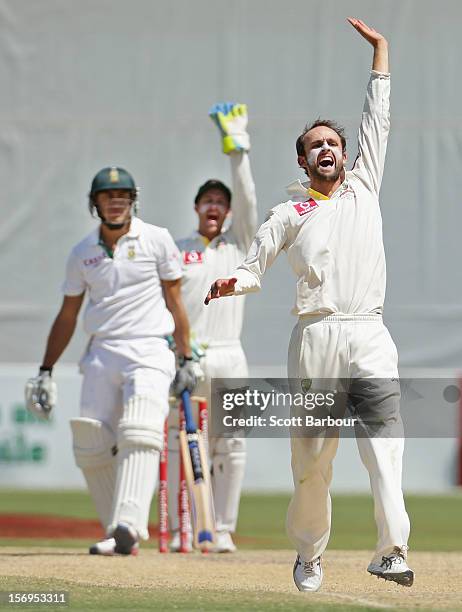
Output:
[0,0,461,369]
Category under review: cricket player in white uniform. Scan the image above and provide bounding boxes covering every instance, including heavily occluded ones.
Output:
[205,19,413,588]
[25,167,196,555]
[168,103,257,552]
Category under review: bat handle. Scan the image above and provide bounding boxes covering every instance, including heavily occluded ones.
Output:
[181,390,197,434]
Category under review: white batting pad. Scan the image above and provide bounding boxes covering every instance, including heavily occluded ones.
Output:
[118,395,165,451]
[109,395,165,540]
[70,417,117,531]
[211,437,246,533]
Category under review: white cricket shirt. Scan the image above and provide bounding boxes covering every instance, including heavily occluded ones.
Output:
[176,152,257,344]
[232,71,390,316]
[63,217,182,338]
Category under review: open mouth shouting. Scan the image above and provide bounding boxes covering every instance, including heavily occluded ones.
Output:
[197,201,228,228]
[204,211,221,231]
[317,153,336,170]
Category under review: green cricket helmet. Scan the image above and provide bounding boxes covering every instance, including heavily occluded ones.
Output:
[90,166,137,196]
[88,166,138,225]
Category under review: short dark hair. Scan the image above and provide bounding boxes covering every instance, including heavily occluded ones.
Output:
[194,179,232,206]
[296,118,347,157]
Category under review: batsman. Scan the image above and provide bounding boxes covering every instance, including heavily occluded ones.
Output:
[25,167,195,555]
[206,19,413,588]
[169,103,257,552]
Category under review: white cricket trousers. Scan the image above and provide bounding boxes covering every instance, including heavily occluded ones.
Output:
[79,337,174,430]
[286,314,410,562]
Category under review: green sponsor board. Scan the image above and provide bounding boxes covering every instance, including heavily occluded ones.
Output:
[0,403,49,463]
[12,403,52,426]
[0,433,46,463]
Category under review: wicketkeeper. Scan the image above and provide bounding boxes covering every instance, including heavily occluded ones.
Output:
[25,167,195,555]
[205,19,413,589]
[168,103,257,552]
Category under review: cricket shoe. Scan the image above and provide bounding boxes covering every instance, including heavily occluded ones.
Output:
[169,529,193,553]
[293,554,323,592]
[367,546,414,587]
[213,531,237,553]
[112,522,140,555]
[89,536,139,556]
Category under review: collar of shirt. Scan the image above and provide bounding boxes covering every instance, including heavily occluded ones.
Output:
[308,187,329,201]
[286,177,351,201]
[191,230,226,248]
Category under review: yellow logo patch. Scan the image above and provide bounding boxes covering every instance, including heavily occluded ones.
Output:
[128,246,136,260]
[109,168,119,183]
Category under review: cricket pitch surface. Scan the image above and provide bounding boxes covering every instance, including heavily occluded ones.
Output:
[0,548,460,610]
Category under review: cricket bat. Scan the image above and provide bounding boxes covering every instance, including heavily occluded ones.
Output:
[179,390,216,551]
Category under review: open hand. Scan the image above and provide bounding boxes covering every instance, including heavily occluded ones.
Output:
[204,278,237,305]
[209,103,250,154]
[347,18,387,47]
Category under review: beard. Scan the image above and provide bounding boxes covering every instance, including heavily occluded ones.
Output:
[306,161,344,183]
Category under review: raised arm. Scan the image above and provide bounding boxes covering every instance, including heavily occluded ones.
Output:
[348,18,389,73]
[347,18,390,195]
[205,208,286,304]
[209,103,257,250]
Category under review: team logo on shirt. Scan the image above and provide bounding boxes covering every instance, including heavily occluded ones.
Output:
[293,198,319,216]
[83,253,106,266]
[127,246,136,260]
[183,250,204,264]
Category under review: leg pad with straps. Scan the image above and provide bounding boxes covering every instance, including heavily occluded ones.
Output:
[211,437,246,533]
[70,417,117,530]
[109,396,165,540]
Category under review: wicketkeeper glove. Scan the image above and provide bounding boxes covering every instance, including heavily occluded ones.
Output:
[171,356,198,398]
[209,102,250,154]
[24,367,57,420]
[166,333,207,363]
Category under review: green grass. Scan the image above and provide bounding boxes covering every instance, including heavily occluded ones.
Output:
[0,489,461,552]
[0,577,405,611]
[0,490,97,520]
[0,491,460,611]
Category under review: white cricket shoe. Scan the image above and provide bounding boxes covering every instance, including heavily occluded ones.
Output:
[112,522,139,555]
[169,529,193,553]
[367,546,414,587]
[89,536,139,556]
[214,531,237,553]
[293,554,323,592]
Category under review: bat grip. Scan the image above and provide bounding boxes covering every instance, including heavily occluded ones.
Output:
[181,390,197,434]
